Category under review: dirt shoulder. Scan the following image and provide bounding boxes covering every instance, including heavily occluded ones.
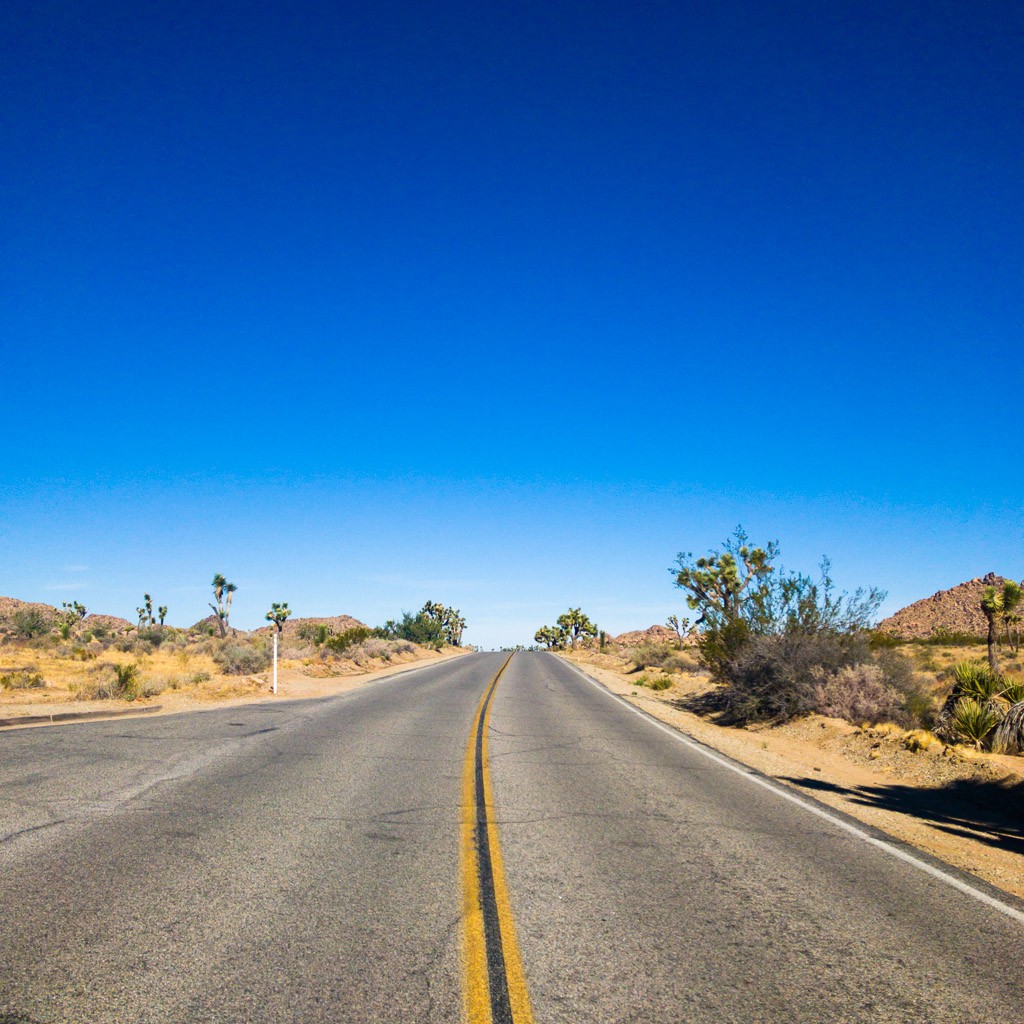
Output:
[0,647,469,730]
[561,651,1024,901]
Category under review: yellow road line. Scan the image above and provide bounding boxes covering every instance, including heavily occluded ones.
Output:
[461,654,536,1024]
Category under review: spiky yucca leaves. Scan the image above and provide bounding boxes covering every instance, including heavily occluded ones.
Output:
[951,697,1000,749]
[992,701,1024,755]
[951,661,1003,700]
[1000,677,1024,703]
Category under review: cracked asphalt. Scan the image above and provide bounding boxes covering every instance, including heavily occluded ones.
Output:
[1,652,1023,1022]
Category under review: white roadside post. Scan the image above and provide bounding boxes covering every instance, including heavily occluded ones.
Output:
[273,632,278,695]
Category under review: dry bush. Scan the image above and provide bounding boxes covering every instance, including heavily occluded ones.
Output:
[662,652,702,674]
[1,669,45,689]
[346,638,392,665]
[212,643,270,675]
[629,643,676,672]
[813,664,901,725]
[993,701,1024,755]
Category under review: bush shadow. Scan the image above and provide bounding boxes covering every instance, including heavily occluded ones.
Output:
[781,774,1024,857]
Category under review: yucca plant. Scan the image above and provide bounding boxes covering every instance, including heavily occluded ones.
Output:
[999,677,1024,705]
[992,701,1024,755]
[951,661,1003,700]
[951,697,999,750]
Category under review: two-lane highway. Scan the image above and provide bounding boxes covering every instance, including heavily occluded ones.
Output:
[1,652,1022,1022]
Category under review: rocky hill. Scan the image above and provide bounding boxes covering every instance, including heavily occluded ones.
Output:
[81,613,134,633]
[877,573,1023,639]
[613,624,684,646]
[252,614,367,640]
[0,597,57,622]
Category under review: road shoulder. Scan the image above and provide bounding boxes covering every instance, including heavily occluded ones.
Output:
[561,652,1024,901]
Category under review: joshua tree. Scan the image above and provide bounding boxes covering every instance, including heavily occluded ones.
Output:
[534,624,567,650]
[1006,612,1022,653]
[210,573,238,639]
[666,614,689,649]
[981,581,1020,671]
[421,601,467,645]
[136,605,147,628]
[1001,582,1022,653]
[266,602,292,632]
[60,601,87,628]
[556,607,598,651]
[158,606,167,626]
[144,594,154,626]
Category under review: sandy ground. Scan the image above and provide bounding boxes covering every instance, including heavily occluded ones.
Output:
[0,647,469,729]
[563,651,1024,900]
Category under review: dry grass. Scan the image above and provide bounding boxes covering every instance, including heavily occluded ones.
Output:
[0,632,455,716]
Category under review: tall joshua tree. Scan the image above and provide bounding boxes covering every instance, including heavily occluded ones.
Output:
[556,607,598,651]
[1001,582,1022,655]
[144,594,154,626]
[981,580,1021,671]
[210,573,238,639]
[266,602,292,632]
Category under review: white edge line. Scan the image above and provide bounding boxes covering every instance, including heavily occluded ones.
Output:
[562,658,1024,927]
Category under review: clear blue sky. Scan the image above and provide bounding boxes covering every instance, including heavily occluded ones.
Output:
[2,1,1021,647]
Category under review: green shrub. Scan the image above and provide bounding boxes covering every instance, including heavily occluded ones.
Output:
[325,626,372,654]
[10,608,52,638]
[112,663,141,700]
[0,670,45,690]
[634,673,672,690]
[188,670,211,685]
[212,644,271,675]
[297,622,334,645]
[917,630,986,647]
[868,631,901,650]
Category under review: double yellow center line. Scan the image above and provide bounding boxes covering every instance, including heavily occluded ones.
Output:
[461,654,536,1024]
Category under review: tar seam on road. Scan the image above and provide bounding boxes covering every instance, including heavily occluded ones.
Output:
[564,658,1024,927]
[461,654,536,1024]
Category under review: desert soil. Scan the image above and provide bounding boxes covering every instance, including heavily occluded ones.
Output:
[0,647,468,728]
[562,651,1024,901]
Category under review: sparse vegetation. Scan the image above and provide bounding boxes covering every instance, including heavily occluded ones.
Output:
[324,626,373,654]
[1,669,45,689]
[382,602,465,649]
[534,608,598,651]
[11,608,52,639]
[212,643,271,676]
[671,528,887,724]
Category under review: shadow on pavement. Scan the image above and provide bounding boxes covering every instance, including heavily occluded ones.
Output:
[782,774,1024,857]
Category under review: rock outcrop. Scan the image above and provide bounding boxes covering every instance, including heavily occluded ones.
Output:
[877,573,1023,639]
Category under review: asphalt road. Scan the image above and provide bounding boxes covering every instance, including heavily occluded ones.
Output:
[1,652,1022,1023]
